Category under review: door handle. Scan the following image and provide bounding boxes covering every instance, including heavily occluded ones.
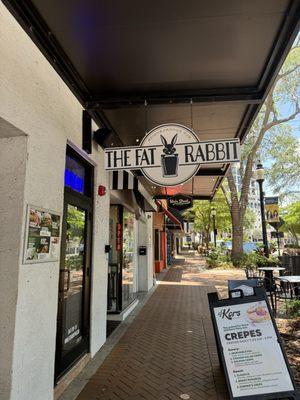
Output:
[59,269,70,292]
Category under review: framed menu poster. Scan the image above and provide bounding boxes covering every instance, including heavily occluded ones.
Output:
[23,205,61,264]
[208,288,298,400]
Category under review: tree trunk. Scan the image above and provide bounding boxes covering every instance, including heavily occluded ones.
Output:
[232,224,244,262]
[231,199,244,262]
[205,229,210,248]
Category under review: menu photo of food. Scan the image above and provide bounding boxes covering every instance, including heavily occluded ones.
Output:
[24,206,61,264]
[29,208,42,228]
[26,235,51,260]
[247,302,271,324]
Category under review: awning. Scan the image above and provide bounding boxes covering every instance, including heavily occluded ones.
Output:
[156,200,184,231]
[110,170,157,212]
[4,0,299,199]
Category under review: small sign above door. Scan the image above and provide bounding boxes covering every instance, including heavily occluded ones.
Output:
[104,124,240,187]
[167,194,193,211]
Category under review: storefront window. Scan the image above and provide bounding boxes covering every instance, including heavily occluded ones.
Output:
[108,205,121,312]
[155,229,161,260]
[122,210,136,308]
[64,155,85,194]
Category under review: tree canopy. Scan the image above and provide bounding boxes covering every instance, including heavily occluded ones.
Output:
[281,201,300,245]
[221,36,300,260]
[265,128,300,196]
[185,190,231,237]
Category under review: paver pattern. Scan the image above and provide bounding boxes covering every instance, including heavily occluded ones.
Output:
[76,253,235,400]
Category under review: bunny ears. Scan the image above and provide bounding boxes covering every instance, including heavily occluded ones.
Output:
[160,134,178,146]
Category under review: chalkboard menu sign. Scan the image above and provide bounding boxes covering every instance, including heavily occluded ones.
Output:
[208,288,298,400]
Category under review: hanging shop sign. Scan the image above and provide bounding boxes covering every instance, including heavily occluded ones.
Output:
[265,197,279,223]
[269,216,284,231]
[105,124,240,187]
[167,194,193,211]
[208,288,297,400]
[271,231,284,238]
[116,223,122,251]
[23,205,61,264]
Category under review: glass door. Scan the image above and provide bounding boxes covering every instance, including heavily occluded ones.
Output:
[122,210,136,308]
[55,148,92,382]
[107,205,122,312]
[107,206,137,312]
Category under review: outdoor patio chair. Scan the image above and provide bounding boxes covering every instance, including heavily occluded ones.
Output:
[245,267,262,279]
[260,276,277,315]
[291,256,300,275]
[290,285,300,300]
[245,268,264,288]
[273,282,300,317]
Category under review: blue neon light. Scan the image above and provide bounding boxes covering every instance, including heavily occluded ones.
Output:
[64,169,84,193]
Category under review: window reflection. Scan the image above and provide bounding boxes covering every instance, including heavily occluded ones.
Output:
[63,204,85,351]
[122,210,136,308]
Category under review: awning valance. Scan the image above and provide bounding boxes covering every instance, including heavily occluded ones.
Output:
[156,200,184,231]
[110,171,157,212]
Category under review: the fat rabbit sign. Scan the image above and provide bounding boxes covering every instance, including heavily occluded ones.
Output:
[105,124,240,187]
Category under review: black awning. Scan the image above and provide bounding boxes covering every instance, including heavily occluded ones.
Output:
[4,0,299,198]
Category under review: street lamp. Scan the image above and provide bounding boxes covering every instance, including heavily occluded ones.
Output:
[211,208,217,247]
[255,162,269,257]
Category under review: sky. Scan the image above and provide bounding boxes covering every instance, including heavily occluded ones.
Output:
[263,101,300,198]
[258,35,300,199]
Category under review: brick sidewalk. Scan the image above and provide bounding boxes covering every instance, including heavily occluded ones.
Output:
[75,254,231,400]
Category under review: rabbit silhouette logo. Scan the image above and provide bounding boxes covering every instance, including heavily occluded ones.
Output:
[160,134,178,177]
[104,123,240,187]
[139,124,200,186]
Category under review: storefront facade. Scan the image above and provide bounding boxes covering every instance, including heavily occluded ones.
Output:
[0,4,154,399]
[108,185,155,314]
[1,1,298,399]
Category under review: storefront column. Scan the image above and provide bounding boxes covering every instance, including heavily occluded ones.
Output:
[0,135,27,400]
[137,215,154,292]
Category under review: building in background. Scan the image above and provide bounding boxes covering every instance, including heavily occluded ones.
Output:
[232,165,262,241]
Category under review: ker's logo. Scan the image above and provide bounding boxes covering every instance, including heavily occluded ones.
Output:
[218,308,241,320]
[105,124,240,187]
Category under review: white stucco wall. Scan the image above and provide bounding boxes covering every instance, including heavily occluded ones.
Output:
[0,136,27,400]
[147,213,155,290]
[0,4,109,400]
[137,218,148,292]
[137,214,154,292]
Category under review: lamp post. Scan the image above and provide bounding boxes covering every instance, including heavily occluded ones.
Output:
[255,162,269,257]
[211,208,217,247]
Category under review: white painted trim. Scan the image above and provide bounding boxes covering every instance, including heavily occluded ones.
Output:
[107,299,139,321]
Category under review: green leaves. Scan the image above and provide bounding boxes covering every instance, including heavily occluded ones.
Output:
[187,189,231,236]
[224,35,300,259]
[266,130,300,196]
[281,201,300,244]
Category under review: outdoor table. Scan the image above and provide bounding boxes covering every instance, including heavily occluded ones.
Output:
[277,275,300,298]
[258,267,285,291]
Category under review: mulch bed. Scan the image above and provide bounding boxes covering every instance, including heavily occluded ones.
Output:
[276,318,300,388]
